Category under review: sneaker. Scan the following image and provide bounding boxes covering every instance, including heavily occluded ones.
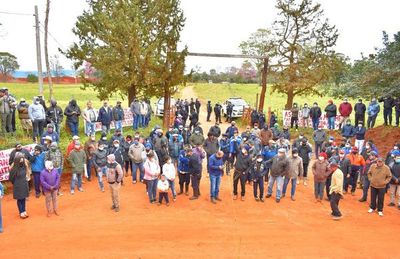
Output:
[57,192,63,196]
[266,194,271,198]
[211,198,217,204]
[111,205,116,210]
[54,211,59,216]
[358,198,366,202]
[177,192,183,196]
[157,203,162,206]
[291,196,296,201]
[101,187,105,192]
[215,197,222,202]
[255,197,260,201]
[378,211,383,217]
[78,188,83,192]
[388,202,395,207]
[276,199,280,203]
[189,196,198,200]
[70,190,75,195]
[303,181,307,186]
[281,194,286,198]
[115,207,120,212]
[368,208,374,213]
[233,195,238,200]
[132,181,137,184]
[332,215,342,220]
[241,196,245,201]
[35,193,40,198]
[297,181,300,185]
[260,198,265,203]
[173,197,177,202]
[166,203,170,207]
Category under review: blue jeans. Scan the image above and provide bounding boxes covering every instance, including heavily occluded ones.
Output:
[85,122,95,136]
[70,173,82,191]
[267,176,284,199]
[133,115,140,130]
[147,179,158,202]
[68,122,79,136]
[53,122,61,136]
[141,115,146,128]
[167,179,176,198]
[282,177,297,197]
[86,158,93,180]
[132,162,145,182]
[312,118,320,130]
[97,166,107,189]
[328,116,335,130]
[115,120,122,132]
[253,178,264,198]
[144,115,150,127]
[32,171,41,195]
[17,199,26,214]
[101,124,110,134]
[210,174,221,199]
[314,181,325,200]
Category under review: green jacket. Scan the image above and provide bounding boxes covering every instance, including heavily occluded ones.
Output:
[68,149,86,174]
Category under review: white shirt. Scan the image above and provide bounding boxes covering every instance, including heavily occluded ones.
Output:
[162,163,176,181]
[157,179,169,192]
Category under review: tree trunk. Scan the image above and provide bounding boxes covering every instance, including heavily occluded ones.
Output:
[163,86,171,129]
[44,0,53,99]
[285,88,294,109]
[258,58,268,113]
[127,84,137,106]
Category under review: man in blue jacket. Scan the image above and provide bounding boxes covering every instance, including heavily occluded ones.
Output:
[30,145,45,198]
[178,148,190,195]
[112,101,125,133]
[227,131,241,176]
[262,140,278,183]
[354,122,366,153]
[367,98,380,129]
[41,124,59,145]
[341,120,355,142]
[98,101,113,134]
[208,151,224,204]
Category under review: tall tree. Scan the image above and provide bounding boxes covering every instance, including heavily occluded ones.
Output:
[240,0,341,108]
[44,0,54,98]
[66,0,187,121]
[0,52,19,82]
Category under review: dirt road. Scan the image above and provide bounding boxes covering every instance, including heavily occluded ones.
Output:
[0,85,399,258]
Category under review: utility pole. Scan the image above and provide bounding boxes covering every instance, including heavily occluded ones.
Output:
[34,5,44,95]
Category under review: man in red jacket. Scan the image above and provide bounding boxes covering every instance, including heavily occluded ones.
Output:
[338,98,353,130]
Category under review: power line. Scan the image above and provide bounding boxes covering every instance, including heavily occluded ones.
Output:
[0,11,33,16]
[38,22,66,51]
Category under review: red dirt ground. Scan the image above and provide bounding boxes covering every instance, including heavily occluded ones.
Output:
[0,86,399,258]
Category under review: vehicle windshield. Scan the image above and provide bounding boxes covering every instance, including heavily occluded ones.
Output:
[229,99,247,106]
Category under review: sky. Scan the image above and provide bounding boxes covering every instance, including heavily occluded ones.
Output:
[1,0,399,72]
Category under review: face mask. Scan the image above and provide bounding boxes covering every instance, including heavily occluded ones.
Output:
[98,147,104,151]
[293,154,298,158]
[50,146,57,151]
[314,105,317,107]
[114,144,119,148]
[299,136,303,139]
[74,145,80,150]
[394,146,399,150]
[366,145,370,149]
[134,141,139,145]
[194,131,199,134]
[254,126,258,129]
[339,154,345,158]
[318,157,324,161]
[345,144,350,148]
[318,128,322,131]
[257,158,263,163]
[167,160,172,164]
[358,125,362,128]
[241,149,247,154]
[102,137,107,141]
[35,101,40,105]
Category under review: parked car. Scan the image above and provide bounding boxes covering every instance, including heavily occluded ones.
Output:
[155,97,176,117]
[221,97,249,118]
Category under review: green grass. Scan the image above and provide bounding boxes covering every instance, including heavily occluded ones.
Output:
[0,82,162,150]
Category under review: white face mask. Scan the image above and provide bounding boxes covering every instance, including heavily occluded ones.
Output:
[339,154,345,158]
[114,144,119,148]
[394,146,399,150]
[256,158,263,163]
[167,160,172,164]
[299,136,303,139]
[318,157,324,161]
[366,145,370,149]
[98,147,104,151]
[293,154,298,158]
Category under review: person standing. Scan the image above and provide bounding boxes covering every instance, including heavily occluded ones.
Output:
[378,95,395,126]
[206,100,212,122]
[214,102,222,124]
[388,151,400,208]
[310,102,322,130]
[290,103,299,130]
[82,101,97,136]
[297,138,312,185]
[226,102,233,122]
[93,143,108,192]
[312,152,330,202]
[195,98,201,116]
[98,101,113,134]
[139,100,148,128]
[17,99,32,136]
[313,126,326,159]
[227,131,241,176]
[354,99,366,127]
[251,155,268,202]
[68,141,86,194]
[30,145,45,198]
[112,101,125,133]
[338,98,353,129]
[395,96,400,127]
[203,133,219,176]
[301,103,311,128]
[208,122,221,138]
[128,136,145,183]
[325,100,337,130]
[187,148,201,200]
[283,149,303,201]
[250,109,259,127]
[130,99,141,130]
[341,120,355,142]
[359,151,378,202]
[41,124,60,144]
[46,99,63,136]
[233,147,252,201]
[162,156,177,201]
[9,153,30,219]
[106,154,124,212]
[0,89,16,136]
[208,151,224,204]
[345,147,366,195]
[144,151,160,204]
[266,148,289,203]
[368,158,392,216]
[28,96,46,142]
[40,161,60,217]
[329,161,344,220]
[354,122,366,153]
[178,147,191,195]
[157,174,170,206]
[367,98,380,129]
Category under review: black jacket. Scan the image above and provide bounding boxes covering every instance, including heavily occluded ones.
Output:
[270,156,290,177]
[234,152,252,173]
[354,102,366,115]
[207,103,212,113]
[339,157,351,175]
[188,153,201,174]
[298,144,312,164]
[46,105,64,124]
[378,96,395,109]
[208,126,221,138]
[324,104,337,117]
[310,107,322,119]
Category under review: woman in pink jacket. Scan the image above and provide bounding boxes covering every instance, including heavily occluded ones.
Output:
[144,151,160,204]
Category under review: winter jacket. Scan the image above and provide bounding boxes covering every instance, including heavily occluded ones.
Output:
[92,149,108,168]
[310,106,322,119]
[281,130,290,140]
[30,152,45,172]
[271,128,281,141]
[9,164,29,200]
[298,144,312,164]
[203,138,219,156]
[168,140,183,159]
[341,124,355,138]
[130,101,141,115]
[270,156,290,177]
[354,126,366,140]
[226,126,239,138]
[346,153,366,167]
[208,154,224,176]
[64,100,81,123]
[28,103,46,120]
[162,163,176,180]
[45,148,63,169]
[189,133,205,147]
[301,107,311,118]
[368,164,392,188]
[178,150,190,173]
[17,103,30,119]
[367,101,380,117]
[106,162,123,183]
[153,135,168,151]
[395,97,400,112]
[291,107,299,118]
[68,149,87,174]
[129,143,145,163]
[390,162,400,185]
[313,129,327,144]
[354,102,366,115]
[188,153,202,174]
[46,105,63,124]
[338,157,352,176]
[208,126,221,138]
[219,138,230,154]
[262,146,278,163]
[329,168,344,195]
[234,152,252,173]
[0,95,15,114]
[157,179,169,192]
[288,156,303,179]
[83,107,98,122]
[378,96,395,109]
[339,102,353,117]
[250,162,268,180]
[108,146,124,165]
[41,131,60,144]
[112,106,125,121]
[139,102,148,116]
[98,106,113,125]
[229,137,242,154]
[144,159,160,180]
[312,160,330,183]
[40,168,60,193]
[207,103,212,113]
[260,129,273,146]
[324,104,337,118]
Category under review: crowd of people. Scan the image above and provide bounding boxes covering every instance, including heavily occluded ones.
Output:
[1,94,400,234]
